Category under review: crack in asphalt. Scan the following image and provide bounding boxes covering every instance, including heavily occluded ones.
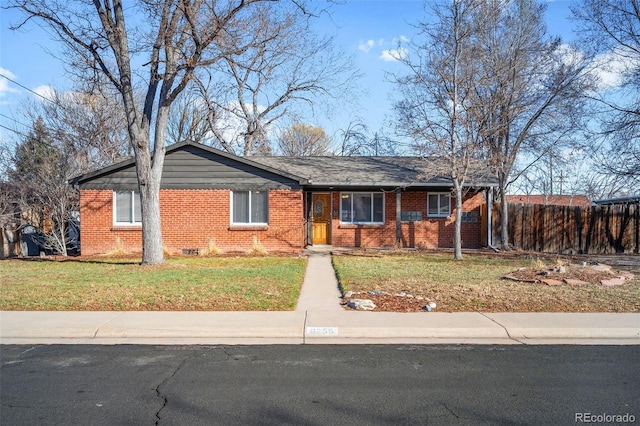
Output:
[153,355,191,425]
[442,402,460,419]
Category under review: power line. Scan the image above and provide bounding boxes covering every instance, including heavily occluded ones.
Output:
[0,123,28,139]
[0,113,31,130]
[0,73,57,104]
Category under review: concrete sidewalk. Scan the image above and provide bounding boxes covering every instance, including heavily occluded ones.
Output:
[1,311,638,345]
[1,252,639,345]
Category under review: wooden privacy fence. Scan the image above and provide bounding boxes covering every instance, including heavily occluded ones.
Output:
[492,203,640,254]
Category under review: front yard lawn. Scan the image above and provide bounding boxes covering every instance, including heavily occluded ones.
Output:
[332,250,640,312]
[0,256,307,311]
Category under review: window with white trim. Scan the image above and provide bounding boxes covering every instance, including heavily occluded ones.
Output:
[427,193,451,217]
[340,192,384,224]
[232,190,268,224]
[114,191,142,225]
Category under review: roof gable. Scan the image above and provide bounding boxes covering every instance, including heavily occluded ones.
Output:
[72,141,307,190]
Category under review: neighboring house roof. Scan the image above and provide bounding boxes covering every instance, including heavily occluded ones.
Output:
[70,141,498,189]
[593,195,640,205]
[506,194,592,207]
[251,156,497,188]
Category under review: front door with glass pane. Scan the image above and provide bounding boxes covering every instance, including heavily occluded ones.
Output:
[312,193,331,245]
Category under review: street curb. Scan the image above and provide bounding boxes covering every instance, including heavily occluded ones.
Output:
[2,311,639,345]
[484,313,640,340]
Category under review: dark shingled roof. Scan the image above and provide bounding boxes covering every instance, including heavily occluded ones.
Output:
[250,156,497,188]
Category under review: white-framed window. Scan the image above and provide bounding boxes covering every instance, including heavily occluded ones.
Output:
[232,190,268,224]
[427,193,451,218]
[114,191,142,225]
[340,192,384,224]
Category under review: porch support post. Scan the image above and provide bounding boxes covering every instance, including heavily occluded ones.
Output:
[396,189,401,247]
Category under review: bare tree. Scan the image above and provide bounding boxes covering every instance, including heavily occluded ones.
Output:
[7,0,320,264]
[393,0,485,260]
[277,123,332,156]
[166,93,214,146]
[335,120,400,156]
[470,0,594,250]
[22,84,130,170]
[193,3,359,156]
[335,120,370,156]
[6,118,82,256]
[572,0,640,190]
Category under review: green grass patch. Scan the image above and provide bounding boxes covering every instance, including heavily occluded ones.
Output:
[0,256,307,311]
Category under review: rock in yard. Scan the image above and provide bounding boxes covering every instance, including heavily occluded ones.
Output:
[552,265,567,274]
[600,277,626,286]
[422,302,437,312]
[563,278,590,286]
[541,279,563,286]
[619,271,635,280]
[347,299,376,311]
[591,264,612,272]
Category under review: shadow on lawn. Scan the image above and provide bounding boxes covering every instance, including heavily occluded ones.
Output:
[0,256,141,266]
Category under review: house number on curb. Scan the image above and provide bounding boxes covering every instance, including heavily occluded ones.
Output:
[306,326,339,336]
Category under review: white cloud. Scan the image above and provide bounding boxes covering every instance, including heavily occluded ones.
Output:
[0,67,19,99]
[33,85,55,101]
[591,49,636,90]
[380,47,408,62]
[358,40,375,53]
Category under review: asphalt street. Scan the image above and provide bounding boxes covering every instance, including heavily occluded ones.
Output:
[1,344,638,425]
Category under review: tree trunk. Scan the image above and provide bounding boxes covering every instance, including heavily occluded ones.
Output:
[134,134,165,265]
[58,219,68,257]
[453,182,463,260]
[139,181,163,265]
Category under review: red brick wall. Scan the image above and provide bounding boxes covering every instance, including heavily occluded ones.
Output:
[79,189,304,255]
[330,191,486,249]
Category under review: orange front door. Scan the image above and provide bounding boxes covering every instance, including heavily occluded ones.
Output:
[312,193,331,245]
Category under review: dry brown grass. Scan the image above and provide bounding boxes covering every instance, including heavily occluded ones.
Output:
[0,255,306,311]
[332,250,640,312]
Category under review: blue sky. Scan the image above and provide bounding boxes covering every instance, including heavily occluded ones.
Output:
[0,0,576,147]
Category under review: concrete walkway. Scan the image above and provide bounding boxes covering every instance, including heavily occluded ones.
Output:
[1,250,639,345]
[295,252,343,312]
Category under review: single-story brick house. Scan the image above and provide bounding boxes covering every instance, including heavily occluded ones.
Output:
[71,141,497,255]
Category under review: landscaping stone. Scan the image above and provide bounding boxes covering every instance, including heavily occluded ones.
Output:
[502,274,539,283]
[563,278,590,286]
[541,279,563,286]
[347,299,376,311]
[600,278,625,286]
[619,271,635,280]
[592,264,612,272]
